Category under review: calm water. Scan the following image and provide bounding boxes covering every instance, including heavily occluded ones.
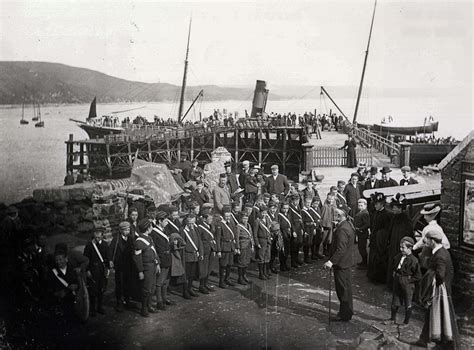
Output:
[0,95,471,204]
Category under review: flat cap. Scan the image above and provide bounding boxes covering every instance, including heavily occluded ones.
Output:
[400,236,415,246]
[242,160,250,166]
[138,219,152,233]
[271,165,278,170]
[119,221,131,230]
[425,229,443,241]
[401,166,411,172]
[156,211,168,220]
[222,205,232,213]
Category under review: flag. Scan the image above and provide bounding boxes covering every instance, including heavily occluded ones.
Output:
[129,159,183,205]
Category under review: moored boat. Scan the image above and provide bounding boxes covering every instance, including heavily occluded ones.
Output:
[357,121,439,136]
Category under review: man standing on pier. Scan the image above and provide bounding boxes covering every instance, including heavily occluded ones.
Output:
[265,165,290,199]
[213,174,231,214]
[376,167,398,188]
[323,209,355,322]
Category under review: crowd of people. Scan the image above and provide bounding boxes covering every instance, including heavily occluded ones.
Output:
[1,157,459,348]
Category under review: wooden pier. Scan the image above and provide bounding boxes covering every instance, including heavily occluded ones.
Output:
[66,124,307,180]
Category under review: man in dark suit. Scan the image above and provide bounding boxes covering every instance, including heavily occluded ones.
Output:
[376,166,398,188]
[190,180,211,207]
[323,209,355,322]
[413,229,457,348]
[265,165,290,198]
[343,173,362,218]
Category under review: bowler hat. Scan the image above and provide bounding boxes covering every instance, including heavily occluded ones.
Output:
[369,166,378,175]
[380,166,392,174]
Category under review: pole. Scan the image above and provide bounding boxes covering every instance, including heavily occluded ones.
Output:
[328,267,332,327]
[321,86,349,121]
[353,0,377,124]
[178,17,192,123]
[180,89,203,124]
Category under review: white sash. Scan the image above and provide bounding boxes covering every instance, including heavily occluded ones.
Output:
[238,223,254,247]
[136,236,157,257]
[337,192,347,204]
[309,207,322,220]
[52,268,69,288]
[302,209,315,222]
[259,220,270,234]
[221,220,235,240]
[184,227,199,252]
[168,220,180,232]
[278,213,292,227]
[289,206,302,219]
[92,242,104,263]
[231,213,238,225]
[153,227,169,242]
[198,224,215,240]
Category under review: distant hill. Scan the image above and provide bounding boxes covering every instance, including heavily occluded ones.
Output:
[0,61,284,104]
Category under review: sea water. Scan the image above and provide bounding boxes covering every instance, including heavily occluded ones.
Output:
[0,95,471,204]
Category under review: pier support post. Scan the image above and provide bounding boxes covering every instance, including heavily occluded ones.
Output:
[190,136,194,160]
[212,132,216,150]
[177,141,181,161]
[166,139,171,163]
[302,143,314,172]
[105,141,112,177]
[282,129,287,174]
[399,142,412,168]
[67,134,74,173]
[258,129,263,166]
[147,140,152,162]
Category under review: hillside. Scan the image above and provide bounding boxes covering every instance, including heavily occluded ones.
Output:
[0,61,280,104]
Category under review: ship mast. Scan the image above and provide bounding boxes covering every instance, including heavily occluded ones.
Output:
[352,0,377,124]
[178,17,192,124]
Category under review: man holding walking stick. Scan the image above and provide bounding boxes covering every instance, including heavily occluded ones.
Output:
[323,209,355,322]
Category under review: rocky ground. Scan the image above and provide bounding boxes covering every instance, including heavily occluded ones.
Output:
[9,244,472,350]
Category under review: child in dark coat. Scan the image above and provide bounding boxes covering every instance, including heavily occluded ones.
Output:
[386,236,421,325]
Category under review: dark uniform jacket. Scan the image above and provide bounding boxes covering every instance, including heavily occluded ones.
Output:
[354,209,370,238]
[83,240,109,278]
[133,234,159,273]
[428,247,454,293]
[289,204,303,242]
[47,263,78,300]
[336,192,350,214]
[227,172,240,194]
[301,207,317,234]
[329,220,355,269]
[237,223,254,250]
[181,226,204,263]
[278,212,292,240]
[253,217,271,246]
[197,222,217,254]
[308,207,322,229]
[299,188,322,209]
[392,253,422,283]
[343,183,361,217]
[108,234,134,272]
[265,174,290,196]
[216,219,237,253]
[165,219,182,236]
[150,227,172,268]
[245,175,259,194]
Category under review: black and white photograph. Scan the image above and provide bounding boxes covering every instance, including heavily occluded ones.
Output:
[0,0,473,349]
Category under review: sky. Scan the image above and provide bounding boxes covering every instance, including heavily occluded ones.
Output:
[0,0,472,90]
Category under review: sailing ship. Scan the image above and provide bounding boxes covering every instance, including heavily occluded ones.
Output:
[71,18,204,140]
[20,100,29,125]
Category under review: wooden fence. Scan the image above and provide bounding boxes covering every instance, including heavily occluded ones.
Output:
[310,147,373,167]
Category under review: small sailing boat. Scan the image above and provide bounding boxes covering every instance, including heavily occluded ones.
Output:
[20,100,29,125]
[35,103,44,127]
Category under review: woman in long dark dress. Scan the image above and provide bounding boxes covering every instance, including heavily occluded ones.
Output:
[340,135,357,168]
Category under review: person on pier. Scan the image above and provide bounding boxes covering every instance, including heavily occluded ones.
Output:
[216,206,237,288]
[253,206,272,280]
[197,213,217,293]
[376,166,398,188]
[400,166,419,186]
[235,212,254,285]
[340,134,357,168]
[343,173,362,218]
[181,214,204,299]
[265,165,290,199]
[323,209,355,322]
[354,199,370,269]
[191,180,211,208]
[213,173,231,215]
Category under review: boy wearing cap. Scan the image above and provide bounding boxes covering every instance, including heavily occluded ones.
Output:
[277,202,292,271]
[216,206,237,288]
[386,236,421,326]
[181,214,204,298]
[309,197,324,260]
[301,196,317,263]
[387,194,413,287]
[289,194,304,267]
[244,167,259,204]
[83,227,110,316]
[191,180,211,207]
[400,166,418,186]
[235,212,254,285]
[108,221,134,312]
[253,206,272,280]
[134,219,161,317]
[150,211,175,310]
[197,213,217,293]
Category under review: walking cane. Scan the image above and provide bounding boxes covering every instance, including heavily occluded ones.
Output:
[328,267,332,327]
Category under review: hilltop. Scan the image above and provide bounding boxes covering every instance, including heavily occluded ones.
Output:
[0,61,280,104]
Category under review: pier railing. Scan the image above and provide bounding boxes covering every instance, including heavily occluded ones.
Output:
[309,146,373,167]
[343,122,400,163]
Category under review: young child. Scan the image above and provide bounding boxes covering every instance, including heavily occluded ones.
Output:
[387,236,421,325]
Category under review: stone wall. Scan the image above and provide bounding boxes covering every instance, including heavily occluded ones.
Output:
[440,139,474,336]
[0,182,127,243]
